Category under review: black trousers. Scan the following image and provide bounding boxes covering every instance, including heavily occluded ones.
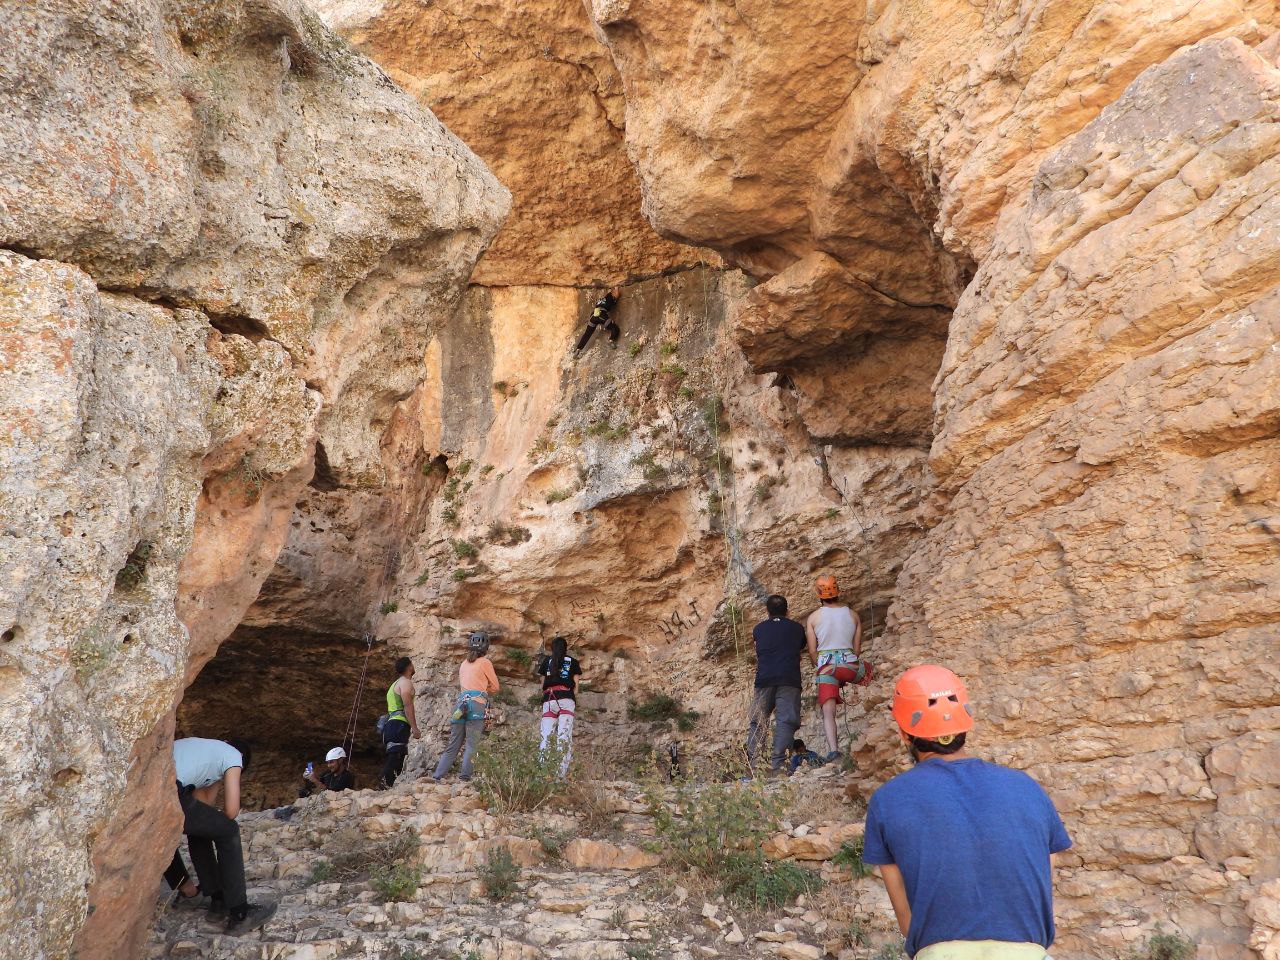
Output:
[176,784,246,910]
[164,849,190,890]
[381,718,410,786]
[575,320,620,351]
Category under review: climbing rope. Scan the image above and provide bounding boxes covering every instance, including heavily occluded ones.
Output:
[339,545,399,762]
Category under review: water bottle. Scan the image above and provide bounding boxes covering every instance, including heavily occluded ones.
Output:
[305,762,313,778]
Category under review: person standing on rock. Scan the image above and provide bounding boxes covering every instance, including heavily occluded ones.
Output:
[167,736,277,934]
[575,286,622,352]
[537,635,583,777]
[432,631,500,782]
[862,665,1072,960]
[805,573,866,761]
[746,593,808,773]
[380,656,420,788]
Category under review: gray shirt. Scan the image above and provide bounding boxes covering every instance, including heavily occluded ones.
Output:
[173,737,242,788]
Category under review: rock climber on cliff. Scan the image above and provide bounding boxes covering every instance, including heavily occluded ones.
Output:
[165,736,277,933]
[575,286,622,352]
[862,665,1072,960]
[379,656,420,788]
[805,573,870,761]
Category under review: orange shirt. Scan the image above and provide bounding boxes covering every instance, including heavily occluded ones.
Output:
[459,656,499,694]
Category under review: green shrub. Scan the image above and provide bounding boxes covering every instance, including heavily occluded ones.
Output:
[531,827,572,861]
[479,845,521,901]
[474,730,566,813]
[645,779,801,905]
[719,851,823,908]
[452,539,478,559]
[380,601,399,615]
[308,860,334,885]
[370,862,421,902]
[451,568,474,582]
[629,694,700,730]
[480,464,494,476]
[456,459,473,476]
[505,648,532,668]
[488,522,532,546]
[414,571,430,587]
[545,487,573,504]
[442,505,459,525]
[1133,928,1196,960]
[659,361,687,380]
[831,836,874,878]
[628,341,643,358]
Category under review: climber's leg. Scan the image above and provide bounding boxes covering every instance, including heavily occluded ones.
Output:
[381,718,410,787]
[606,321,620,344]
[821,699,841,757]
[746,686,777,761]
[575,324,596,351]
[433,721,466,780]
[180,789,246,911]
[555,701,575,776]
[771,686,801,770]
[458,719,485,780]
[539,705,557,752]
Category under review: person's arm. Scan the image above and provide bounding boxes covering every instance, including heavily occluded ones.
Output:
[853,612,862,658]
[878,863,911,936]
[222,768,242,819]
[401,678,420,739]
[485,658,500,694]
[805,613,818,664]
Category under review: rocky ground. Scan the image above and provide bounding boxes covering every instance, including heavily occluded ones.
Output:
[147,761,897,960]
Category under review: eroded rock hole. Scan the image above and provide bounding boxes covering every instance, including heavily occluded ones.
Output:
[114,541,153,592]
[176,625,384,809]
[310,441,340,492]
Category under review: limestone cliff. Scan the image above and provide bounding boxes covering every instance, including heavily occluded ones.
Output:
[0,1,506,957]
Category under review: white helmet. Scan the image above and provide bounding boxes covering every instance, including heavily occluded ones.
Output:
[325,747,347,762]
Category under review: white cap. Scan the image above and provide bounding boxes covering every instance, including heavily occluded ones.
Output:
[325,747,347,761]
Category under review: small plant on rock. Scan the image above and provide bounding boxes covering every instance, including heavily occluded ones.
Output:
[831,836,874,878]
[452,539,479,560]
[719,850,823,908]
[474,729,566,813]
[531,827,572,861]
[451,568,474,582]
[479,845,521,901]
[307,860,334,885]
[629,693,701,730]
[872,942,906,960]
[1132,927,1196,960]
[505,648,532,668]
[370,862,421,902]
[380,601,399,615]
[115,541,153,591]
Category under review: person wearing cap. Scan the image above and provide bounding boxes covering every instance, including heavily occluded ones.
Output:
[805,573,868,761]
[300,747,355,797]
[862,665,1072,960]
[432,632,500,782]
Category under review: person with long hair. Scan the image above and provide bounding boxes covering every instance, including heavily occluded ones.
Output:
[432,632,499,782]
[536,635,582,777]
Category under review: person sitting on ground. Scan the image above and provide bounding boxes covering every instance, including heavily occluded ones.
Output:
[575,286,622,352]
[862,665,1072,960]
[747,593,809,773]
[380,656,420,789]
[300,746,355,797]
[805,574,867,761]
[536,635,583,777]
[432,632,500,782]
[165,736,276,934]
[786,737,826,774]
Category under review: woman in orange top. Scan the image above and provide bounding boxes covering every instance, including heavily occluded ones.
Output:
[431,632,500,782]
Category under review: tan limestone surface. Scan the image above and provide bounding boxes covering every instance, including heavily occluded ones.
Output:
[0,1,507,957]
[315,0,703,287]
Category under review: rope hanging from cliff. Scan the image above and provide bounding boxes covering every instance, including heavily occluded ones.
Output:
[339,546,399,762]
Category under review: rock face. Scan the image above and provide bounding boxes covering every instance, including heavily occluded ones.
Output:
[0,1,506,957]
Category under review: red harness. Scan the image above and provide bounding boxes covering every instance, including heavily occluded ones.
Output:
[542,685,575,718]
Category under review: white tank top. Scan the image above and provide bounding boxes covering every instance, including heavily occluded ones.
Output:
[813,605,857,652]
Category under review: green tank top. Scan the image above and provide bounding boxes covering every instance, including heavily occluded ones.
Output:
[387,682,407,721]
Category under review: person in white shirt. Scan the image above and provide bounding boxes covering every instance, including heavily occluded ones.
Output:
[805,574,866,760]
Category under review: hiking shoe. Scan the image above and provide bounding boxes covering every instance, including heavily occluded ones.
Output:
[171,890,210,911]
[825,750,843,764]
[225,900,277,935]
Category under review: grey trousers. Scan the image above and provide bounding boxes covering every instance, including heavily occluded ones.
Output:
[746,685,801,769]
[433,719,485,780]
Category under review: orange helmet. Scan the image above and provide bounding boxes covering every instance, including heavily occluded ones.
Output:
[891,665,973,740]
[815,574,839,601]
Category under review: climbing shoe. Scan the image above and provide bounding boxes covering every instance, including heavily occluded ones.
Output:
[170,890,210,911]
[225,900,277,935]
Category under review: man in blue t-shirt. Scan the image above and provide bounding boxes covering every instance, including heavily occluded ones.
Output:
[747,594,810,771]
[862,665,1071,960]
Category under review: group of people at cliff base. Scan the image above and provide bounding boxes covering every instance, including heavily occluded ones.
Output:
[379,631,581,786]
[164,575,1071,958]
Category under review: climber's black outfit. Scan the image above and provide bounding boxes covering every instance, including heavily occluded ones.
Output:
[575,293,620,351]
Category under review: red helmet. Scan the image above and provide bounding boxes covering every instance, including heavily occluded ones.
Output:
[815,574,839,601]
[891,665,973,740]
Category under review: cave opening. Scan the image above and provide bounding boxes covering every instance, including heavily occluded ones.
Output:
[176,624,387,810]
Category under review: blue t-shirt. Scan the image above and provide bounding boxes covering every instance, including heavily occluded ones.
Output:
[862,757,1071,956]
[752,617,806,688]
[174,737,243,789]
